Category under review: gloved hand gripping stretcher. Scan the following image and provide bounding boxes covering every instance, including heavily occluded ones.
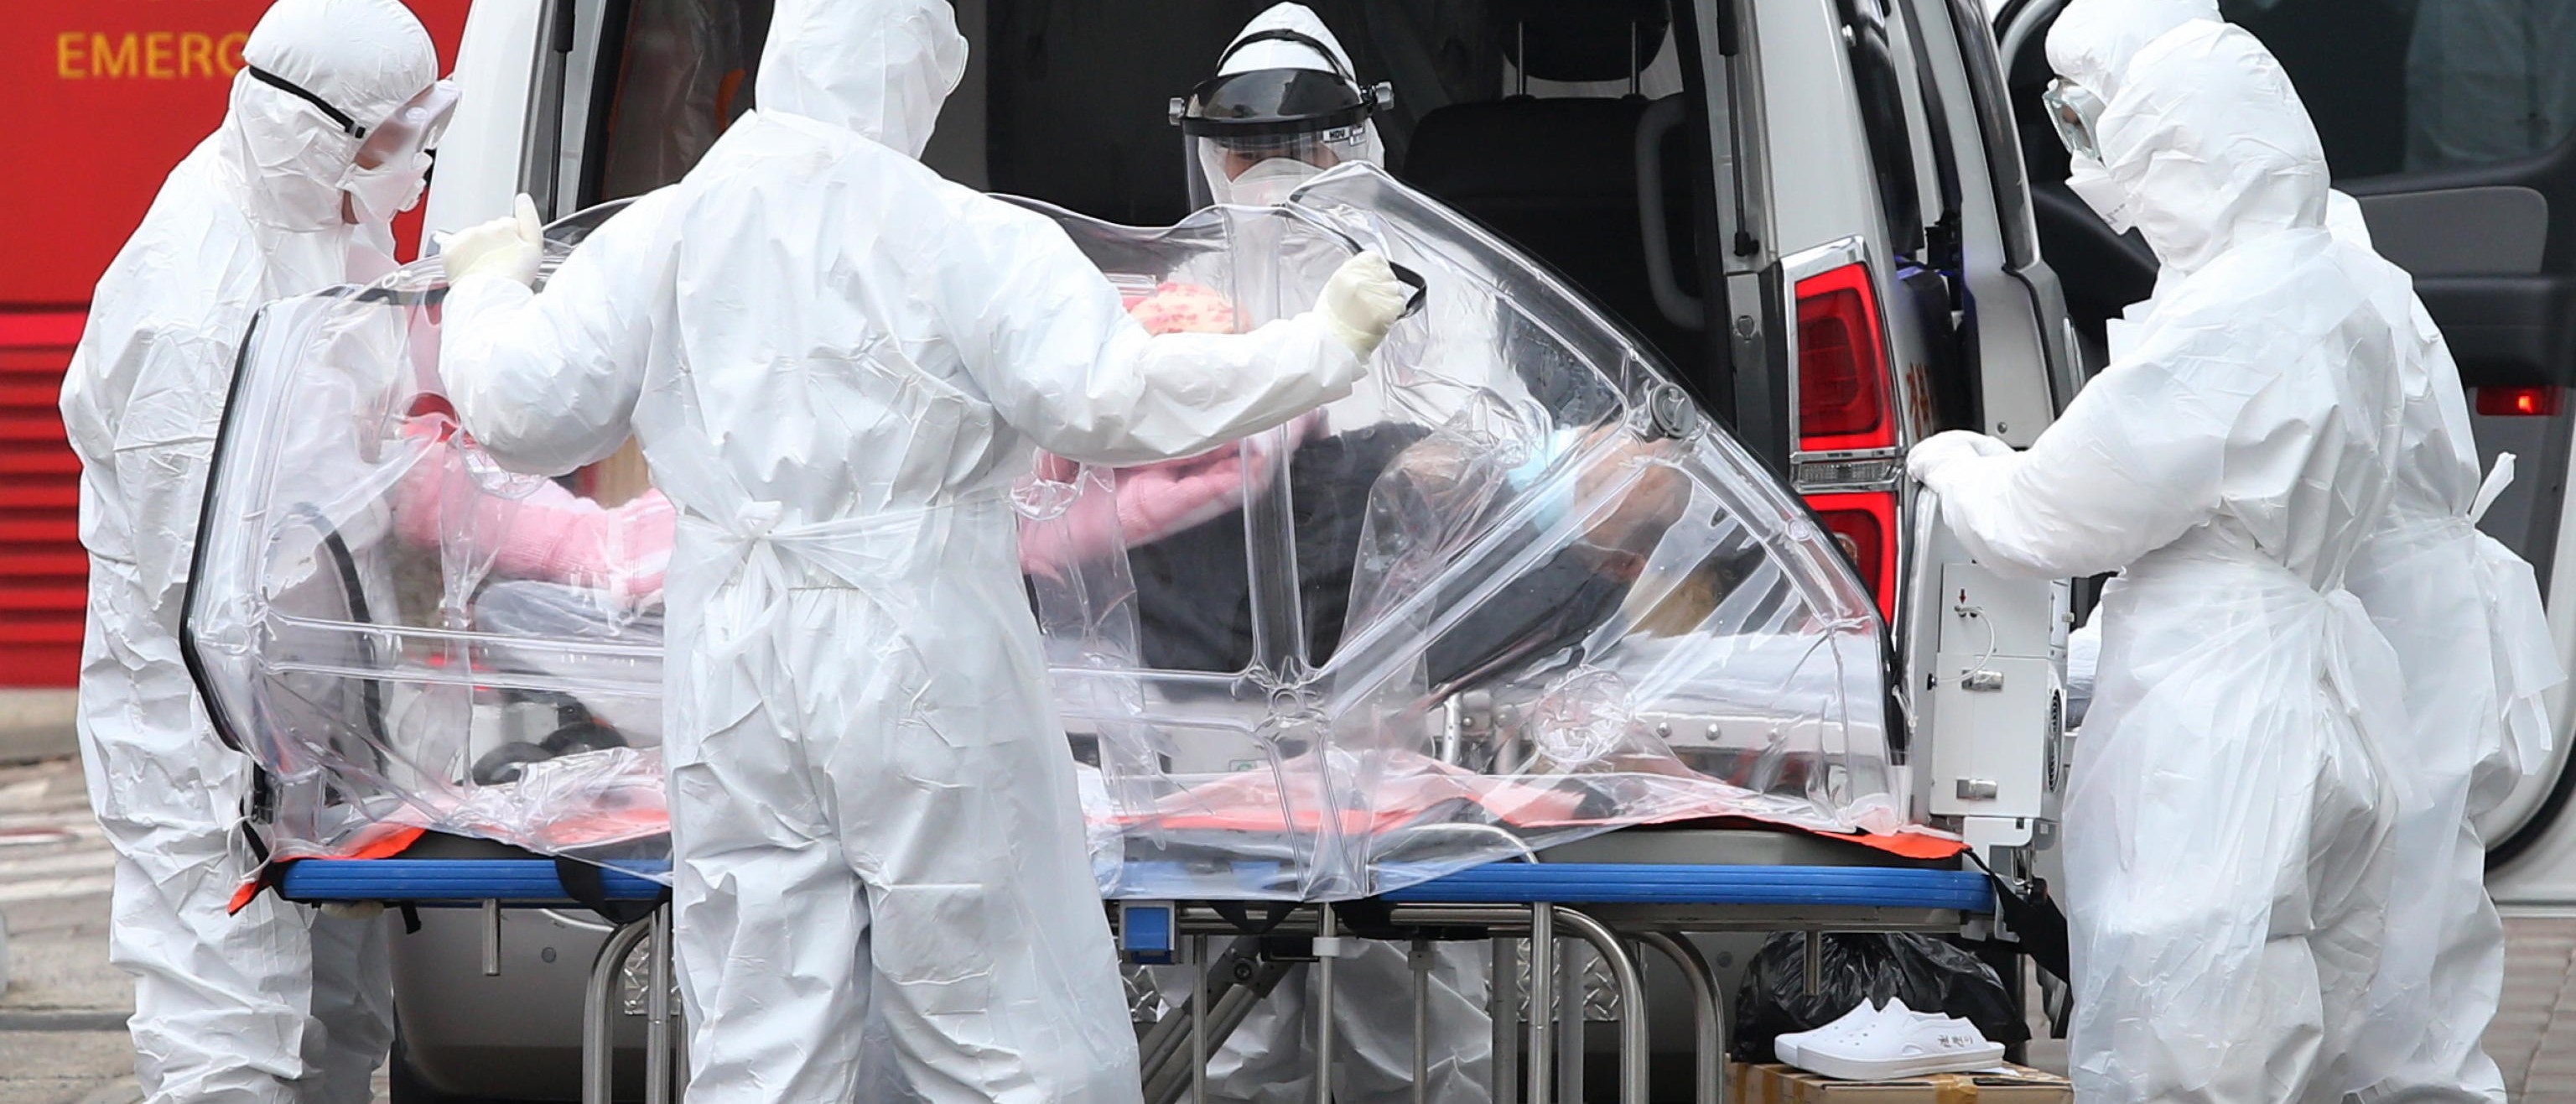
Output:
[184,165,1962,907]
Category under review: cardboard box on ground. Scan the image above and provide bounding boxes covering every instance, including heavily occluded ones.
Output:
[1729,1063,2070,1104]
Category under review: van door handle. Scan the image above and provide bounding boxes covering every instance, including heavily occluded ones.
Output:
[1635,96,1707,331]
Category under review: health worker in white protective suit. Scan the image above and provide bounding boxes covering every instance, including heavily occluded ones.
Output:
[2042,5,2565,1101]
[2335,205,2563,1103]
[430,0,1410,1098]
[1906,6,2423,1102]
[1142,10,1496,1102]
[2067,148,2562,1104]
[58,0,453,1100]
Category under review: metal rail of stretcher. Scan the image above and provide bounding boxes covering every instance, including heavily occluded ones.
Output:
[1121,849,1991,1104]
[277,859,678,1104]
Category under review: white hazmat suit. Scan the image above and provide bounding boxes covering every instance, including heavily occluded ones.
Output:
[2333,135,2563,1104]
[434,1,1401,1100]
[1150,10,1494,1101]
[58,1,434,1099]
[1909,11,2419,1103]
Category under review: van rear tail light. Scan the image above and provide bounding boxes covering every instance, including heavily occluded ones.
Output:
[1808,491,1898,624]
[2476,386,2563,417]
[1794,263,1894,450]
[1794,258,1898,625]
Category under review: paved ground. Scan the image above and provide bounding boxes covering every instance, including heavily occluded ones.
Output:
[0,758,137,1104]
[0,691,76,769]
[3,743,2573,1101]
[0,757,393,1104]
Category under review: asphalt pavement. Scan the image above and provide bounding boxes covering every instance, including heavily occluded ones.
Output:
[0,756,136,1104]
[0,755,393,1104]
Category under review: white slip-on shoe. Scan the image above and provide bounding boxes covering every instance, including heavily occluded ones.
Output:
[1775,997,1965,1065]
[1786,1002,2004,1081]
[1774,997,1900,1065]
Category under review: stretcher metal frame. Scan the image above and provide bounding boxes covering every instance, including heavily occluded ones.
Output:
[1131,860,1991,1104]
[276,858,679,1104]
[274,853,1988,1104]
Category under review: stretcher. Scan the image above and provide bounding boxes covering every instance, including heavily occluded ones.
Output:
[272,826,1991,1104]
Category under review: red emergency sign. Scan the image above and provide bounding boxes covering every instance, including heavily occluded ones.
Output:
[4,0,472,305]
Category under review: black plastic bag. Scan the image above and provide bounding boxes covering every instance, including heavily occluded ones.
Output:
[1730,932,2029,1062]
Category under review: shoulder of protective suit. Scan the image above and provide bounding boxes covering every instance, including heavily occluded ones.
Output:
[693,110,973,206]
[2132,234,2386,382]
[94,155,267,324]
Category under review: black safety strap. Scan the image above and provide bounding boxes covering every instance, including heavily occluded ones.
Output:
[1392,263,1428,319]
[553,857,666,925]
[1287,213,1429,319]
[246,65,366,138]
[1965,849,2070,983]
[239,768,277,863]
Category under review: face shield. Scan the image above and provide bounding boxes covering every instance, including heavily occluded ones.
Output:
[1191,122,1378,206]
[1171,29,1390,208]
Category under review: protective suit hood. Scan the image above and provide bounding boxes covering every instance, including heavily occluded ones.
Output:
[2075,18,2330,274]
[2044,0,2220,103]
[752,0,968,159]
[1221,3,1361,78]
[222,0,438,234]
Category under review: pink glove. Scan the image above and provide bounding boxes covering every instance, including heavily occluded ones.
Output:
[1018,281,1306,574]
[394,419,675,601]
[1018,417,1315,575]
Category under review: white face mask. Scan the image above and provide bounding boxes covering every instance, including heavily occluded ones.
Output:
[1223,157,1323,206]
[341,151,431,226]
[2065,153,2135,235]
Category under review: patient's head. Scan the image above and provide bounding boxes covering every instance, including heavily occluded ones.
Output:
[1379,424,1692,569]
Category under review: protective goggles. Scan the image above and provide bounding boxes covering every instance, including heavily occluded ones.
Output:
[2040,78,2107,162]
[248,65,460,163]
[359,81,461,167]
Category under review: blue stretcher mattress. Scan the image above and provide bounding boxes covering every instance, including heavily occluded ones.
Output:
[277,858,1989,914]
[278,859,669,904]
[1379,862,1992,912]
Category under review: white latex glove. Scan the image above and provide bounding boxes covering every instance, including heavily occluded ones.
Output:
[319,902,387,921]
[1907,430,2012,484]
[437,193,544,287]
[1314,250,1408,359]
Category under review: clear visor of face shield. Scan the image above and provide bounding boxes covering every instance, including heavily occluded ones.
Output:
[2042,78,2108,163]
[1188,124,1374,207]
